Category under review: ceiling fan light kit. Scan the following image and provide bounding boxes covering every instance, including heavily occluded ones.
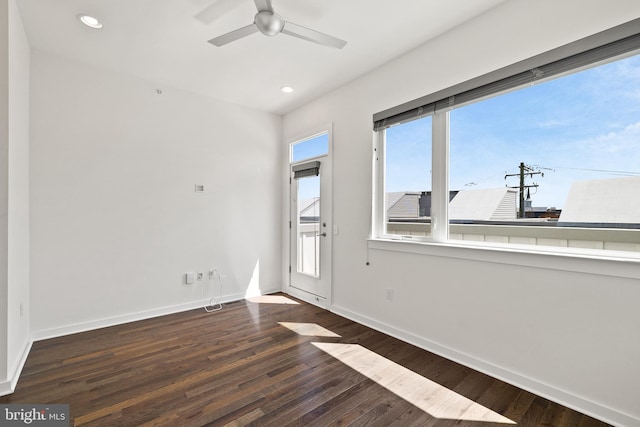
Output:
[208,0,346,49]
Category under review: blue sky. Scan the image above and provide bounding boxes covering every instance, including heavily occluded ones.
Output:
[386,53,640,208]
[291,133,329,163]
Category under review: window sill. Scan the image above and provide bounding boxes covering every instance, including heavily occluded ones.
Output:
[368,237,640,280]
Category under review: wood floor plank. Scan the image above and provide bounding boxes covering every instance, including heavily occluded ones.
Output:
[0,294,613,426]
[501,389,538,423]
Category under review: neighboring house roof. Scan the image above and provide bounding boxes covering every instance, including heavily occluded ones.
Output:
[449,187,518,221]
[299,198,319,218]
[385,192,406,211]
[559,176,640,224]
[387,192,421,218]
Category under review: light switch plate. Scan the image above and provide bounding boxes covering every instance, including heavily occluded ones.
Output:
[185,272,195,284]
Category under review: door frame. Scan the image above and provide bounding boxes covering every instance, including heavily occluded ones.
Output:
[286,124,333,308]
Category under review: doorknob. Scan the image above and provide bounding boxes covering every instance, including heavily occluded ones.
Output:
[320,232,327,237]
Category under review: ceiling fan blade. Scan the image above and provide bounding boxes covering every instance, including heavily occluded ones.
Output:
[208,24,259,46]
[254,0,273,13]
[281,21,347,49]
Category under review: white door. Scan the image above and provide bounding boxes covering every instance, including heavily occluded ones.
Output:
[289,132,331,306]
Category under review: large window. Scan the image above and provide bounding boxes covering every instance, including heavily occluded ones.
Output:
[374,19,640,255]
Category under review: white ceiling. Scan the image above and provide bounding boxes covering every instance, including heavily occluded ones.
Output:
[16,0,506,115]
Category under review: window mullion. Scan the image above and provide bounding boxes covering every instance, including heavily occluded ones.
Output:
[431,112,449,242]
[372,130,385,239]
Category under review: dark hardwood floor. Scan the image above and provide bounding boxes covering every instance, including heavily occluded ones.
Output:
[1,294,610,426]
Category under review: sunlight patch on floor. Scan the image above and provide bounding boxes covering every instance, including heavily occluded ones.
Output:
[312,342,516,424]
[245,295,300,305]
[278,322,341,337]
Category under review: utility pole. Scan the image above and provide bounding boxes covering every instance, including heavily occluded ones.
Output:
[505,162,543,218]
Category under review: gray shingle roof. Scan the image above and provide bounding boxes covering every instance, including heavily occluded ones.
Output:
[387,192,421,218]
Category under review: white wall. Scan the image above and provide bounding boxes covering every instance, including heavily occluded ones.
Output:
[30,51,283,337]
[283,1,640,425]
[0,0,30,394]
[0,0,9,385]
[6,0,30,386]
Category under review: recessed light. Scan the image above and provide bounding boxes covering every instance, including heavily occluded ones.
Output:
[280,85,294,94]
[78,14,103,29]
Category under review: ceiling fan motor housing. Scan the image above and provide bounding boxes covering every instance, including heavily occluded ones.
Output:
[255,11,284,36]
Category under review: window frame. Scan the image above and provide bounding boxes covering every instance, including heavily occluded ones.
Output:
[371,18,640,265]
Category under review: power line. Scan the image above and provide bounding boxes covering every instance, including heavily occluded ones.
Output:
[543,166,640,176]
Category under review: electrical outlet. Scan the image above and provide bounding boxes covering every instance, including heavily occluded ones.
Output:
[197,272,204,280]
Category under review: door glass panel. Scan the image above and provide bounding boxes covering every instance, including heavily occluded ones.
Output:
[297,175,320,277]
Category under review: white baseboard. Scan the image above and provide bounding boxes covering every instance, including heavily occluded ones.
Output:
[329,304,638,427]
[32,289,279,342]
[32,299,217,341]
[0,338,33,397]
[285,286,327,309]
[0,380,11,397]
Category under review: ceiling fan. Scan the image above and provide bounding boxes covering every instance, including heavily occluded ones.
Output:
[207,0,347,49]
